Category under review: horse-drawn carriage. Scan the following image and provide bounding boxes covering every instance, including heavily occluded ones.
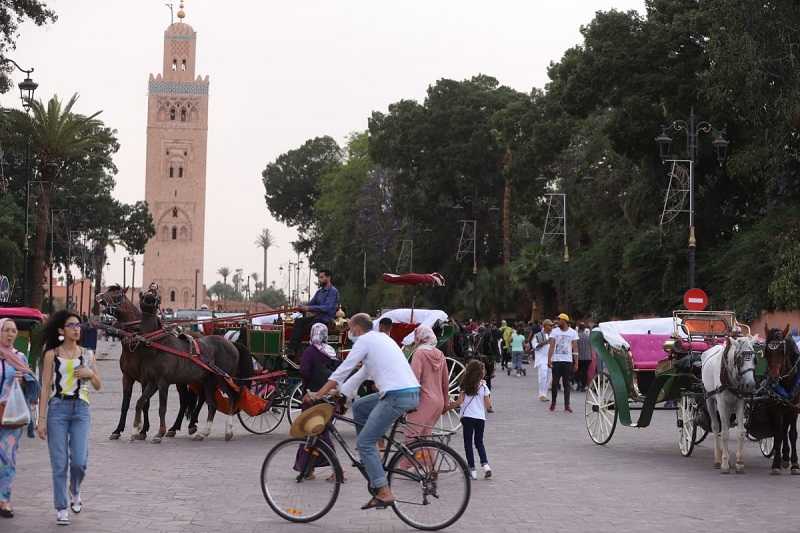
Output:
[586,310,754,456]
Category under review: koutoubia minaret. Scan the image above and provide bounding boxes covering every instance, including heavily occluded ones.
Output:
[142,1,208,309]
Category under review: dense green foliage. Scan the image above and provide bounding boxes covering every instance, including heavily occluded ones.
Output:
[0,0,56,94]
[262,1,800,321]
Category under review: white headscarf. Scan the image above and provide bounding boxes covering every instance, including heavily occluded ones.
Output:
[414,324,438,350]
[0,318,30,372]
[310,322,337,360]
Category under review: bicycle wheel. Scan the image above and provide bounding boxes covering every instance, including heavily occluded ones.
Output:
[260,437,341,523]
[386,440,471,531]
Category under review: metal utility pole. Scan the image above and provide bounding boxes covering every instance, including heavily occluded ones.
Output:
[396,239,413,273]
[194,268,199,309]
[541,193,569,263]
[655,107,729,289]
[456,220,477,274]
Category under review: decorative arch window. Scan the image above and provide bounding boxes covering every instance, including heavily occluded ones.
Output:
[161,226,169,240]
[178,166,184,178]
[169,166,174,178]
[181,59,187,71]
[170,290,176,302]
[172,207,178,218]
[180,108,187,122]
[172,59,177,71]
[182,289,190,305]
[171,227,177,240]
[179,226,188,240]
[169,108,176,121]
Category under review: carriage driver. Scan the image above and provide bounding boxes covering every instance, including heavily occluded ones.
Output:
[289,269,339,360]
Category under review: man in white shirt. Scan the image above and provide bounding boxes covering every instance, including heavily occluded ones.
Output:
[532,319,553,401]
[547,313,579,413]
[307,313,420,510]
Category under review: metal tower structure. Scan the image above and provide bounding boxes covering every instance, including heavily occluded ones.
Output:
[396,239,413,273]
[456,219,477,274]
[541,193,569,261]
[659,159,692,227]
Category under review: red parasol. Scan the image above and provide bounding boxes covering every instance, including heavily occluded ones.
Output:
[381,272,446,287]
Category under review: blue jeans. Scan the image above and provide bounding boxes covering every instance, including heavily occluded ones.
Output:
[46,397,90,511]
[352,390,419,490]
[512,351,523,371]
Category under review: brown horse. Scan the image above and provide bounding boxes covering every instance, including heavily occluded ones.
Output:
[136,287,253,442]
[97,285,199,440]
[762,324,799,475]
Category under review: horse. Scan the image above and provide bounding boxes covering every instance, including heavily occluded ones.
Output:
[136,287,253,442]
[96,286,200,440]
[762,324,799,475]
[701,336,757,474]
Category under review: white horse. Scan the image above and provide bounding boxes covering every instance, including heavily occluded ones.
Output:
[701,337,757,473]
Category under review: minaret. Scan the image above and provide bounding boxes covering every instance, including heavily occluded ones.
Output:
[142,1,208,309]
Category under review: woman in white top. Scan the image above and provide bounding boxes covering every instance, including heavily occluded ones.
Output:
[450,359,492,480]
[308,313,419,510]
[37,311,102,526]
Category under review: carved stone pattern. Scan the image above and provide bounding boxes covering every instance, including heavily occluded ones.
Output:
[149,81,209,95]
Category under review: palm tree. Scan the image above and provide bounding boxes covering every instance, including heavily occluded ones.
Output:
[217,266,230,286]
[6,94,111,309]
[251,272,259,294]
[255,228,273,292]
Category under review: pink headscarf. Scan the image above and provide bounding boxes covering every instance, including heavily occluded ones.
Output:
[414,325,438,350]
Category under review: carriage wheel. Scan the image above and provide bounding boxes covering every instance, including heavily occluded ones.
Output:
[694,427,709,445]
[585,372,617,445]
[286,382,304,426]
[760,436,775,458]
[432,357,465,435]
[677,394,699,457]
[238,398,285,435]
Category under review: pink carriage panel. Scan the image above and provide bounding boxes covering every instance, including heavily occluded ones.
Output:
[624,334,671,370]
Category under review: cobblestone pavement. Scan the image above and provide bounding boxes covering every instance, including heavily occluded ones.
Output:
[9,352,799,533]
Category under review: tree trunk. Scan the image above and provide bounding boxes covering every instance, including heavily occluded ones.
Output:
[92,241,107,315]
[263,247,267,293]
[29,189,50,310]
[501,147,512,269]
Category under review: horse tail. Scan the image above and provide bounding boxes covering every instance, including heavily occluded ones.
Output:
[234,341,254,381]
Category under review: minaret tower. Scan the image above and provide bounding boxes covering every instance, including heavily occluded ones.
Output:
[142,1,208,309]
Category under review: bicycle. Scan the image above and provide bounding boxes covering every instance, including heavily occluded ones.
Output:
[260,398,471,531]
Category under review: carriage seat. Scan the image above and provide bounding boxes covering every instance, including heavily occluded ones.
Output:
[626,334,672,371]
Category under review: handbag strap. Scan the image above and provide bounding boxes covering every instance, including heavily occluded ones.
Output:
[0,360,5,399]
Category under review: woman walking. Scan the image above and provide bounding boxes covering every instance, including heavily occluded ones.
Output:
[405,325,449,439]
[508,327,526,377]
[0,318,39,519]
[37,311,102,525]
[451,359,492,480]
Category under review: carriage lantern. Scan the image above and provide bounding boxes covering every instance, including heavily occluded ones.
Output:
[712,130,730,164]
[654,128,673,160]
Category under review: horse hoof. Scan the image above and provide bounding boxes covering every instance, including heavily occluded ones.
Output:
[720,467,730,475]
[713,463,721,469]
[782,461,791,469]
[130,432,146,441]
[165,430,176,438]
[151,436,162,444]
[188,426,197,435]
[735,464,745,474]
[109,433,121,441]
[192,433,205,441]
[225,432,233,442]
[791,466,800,475]
[770,468,781,476]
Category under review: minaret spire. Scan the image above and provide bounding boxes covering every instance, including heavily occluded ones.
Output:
[177,1,186,21]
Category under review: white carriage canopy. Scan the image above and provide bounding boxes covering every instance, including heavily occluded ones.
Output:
[594,317,678,350]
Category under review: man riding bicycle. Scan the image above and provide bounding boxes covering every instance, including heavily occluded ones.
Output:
[307,313,420,510]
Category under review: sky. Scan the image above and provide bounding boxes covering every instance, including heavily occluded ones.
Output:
[11,0,645,296]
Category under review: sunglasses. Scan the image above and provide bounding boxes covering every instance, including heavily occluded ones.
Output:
[64,323,82,329]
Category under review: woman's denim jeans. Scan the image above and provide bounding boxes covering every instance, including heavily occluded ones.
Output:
[46,397,90,511]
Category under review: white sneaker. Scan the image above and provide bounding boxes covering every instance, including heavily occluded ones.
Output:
[469,470,477,480]
[56,509,70,525]
[70,493,82,513]
[483,464,492,479]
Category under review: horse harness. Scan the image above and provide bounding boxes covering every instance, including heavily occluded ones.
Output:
[705,338,755,400]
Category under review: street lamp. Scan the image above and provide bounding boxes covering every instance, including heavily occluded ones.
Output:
[655,107,730,289]
[1,58,37,109]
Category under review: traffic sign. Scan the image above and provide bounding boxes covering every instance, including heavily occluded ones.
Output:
[683,288,708,311]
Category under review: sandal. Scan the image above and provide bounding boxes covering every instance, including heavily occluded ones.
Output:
[0,508,13,518]
[361,496,394,510]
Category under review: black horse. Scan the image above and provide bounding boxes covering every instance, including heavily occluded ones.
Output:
[762,324,799,475]
[97,286,201,440]
[136,287,253,442]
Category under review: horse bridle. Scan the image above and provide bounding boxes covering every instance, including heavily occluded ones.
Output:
[95,288,125,318]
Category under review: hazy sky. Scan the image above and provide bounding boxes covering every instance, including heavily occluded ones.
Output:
[12,0,645,295]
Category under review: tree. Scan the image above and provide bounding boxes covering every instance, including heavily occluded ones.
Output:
[255,228,273,289]
[261,136,342,237]
[5,94,116,309]
[207,281,242,302]
[0,1,56,94]
[253,286,288,308]
[217,266,230,286]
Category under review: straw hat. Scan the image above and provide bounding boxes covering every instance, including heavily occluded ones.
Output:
[289,403,334,438]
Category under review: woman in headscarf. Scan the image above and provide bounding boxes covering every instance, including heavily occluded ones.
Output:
[294,322,340,480]
[405,325,449,439]
[0,318,39,519]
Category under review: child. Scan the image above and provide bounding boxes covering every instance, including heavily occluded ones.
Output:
[451,359,492,480]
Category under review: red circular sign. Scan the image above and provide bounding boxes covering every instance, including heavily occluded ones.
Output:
[683,288,708,311]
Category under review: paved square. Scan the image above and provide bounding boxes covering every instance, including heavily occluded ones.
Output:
[9,351,798,532]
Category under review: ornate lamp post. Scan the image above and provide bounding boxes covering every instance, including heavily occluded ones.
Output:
[655,107,730,289]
